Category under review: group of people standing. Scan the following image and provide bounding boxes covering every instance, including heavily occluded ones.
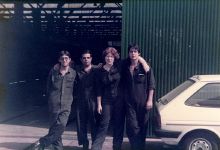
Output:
[35,43,156,150]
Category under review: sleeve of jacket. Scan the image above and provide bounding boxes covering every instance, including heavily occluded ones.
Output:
[95,69,103,97]
[147,68,156,90]
[46,68,53,96]
[73,72,79,100]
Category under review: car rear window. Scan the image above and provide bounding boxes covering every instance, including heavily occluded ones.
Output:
[158,79,195,105]
[185,83,220,107]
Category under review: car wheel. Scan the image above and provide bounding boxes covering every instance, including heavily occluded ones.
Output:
[182,132,219,150]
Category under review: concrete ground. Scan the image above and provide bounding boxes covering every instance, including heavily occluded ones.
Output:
[0,105,167,150]
[0,80,174,150]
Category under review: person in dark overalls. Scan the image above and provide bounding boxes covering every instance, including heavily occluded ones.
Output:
[113,50,150,150]
[91,47,121,150]
[75,50,98,150]
[35,50,76,150]
[123,44,156,150]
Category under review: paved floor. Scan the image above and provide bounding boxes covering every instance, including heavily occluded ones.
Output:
[0,106,164,150]
[0,80,175,150]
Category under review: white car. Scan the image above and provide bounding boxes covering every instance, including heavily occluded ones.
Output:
[155,75,220,150]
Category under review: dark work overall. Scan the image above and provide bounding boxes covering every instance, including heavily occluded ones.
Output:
[75,66,98,149]
[91,65,120,150]
[39,67,76,150]
[123,61,156,150]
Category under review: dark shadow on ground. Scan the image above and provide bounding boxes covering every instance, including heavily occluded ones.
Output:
[0,142,32,150]
[121,141,177,150]
[63,146,82,150]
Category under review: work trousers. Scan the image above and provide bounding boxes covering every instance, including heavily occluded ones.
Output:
[112,96,126,150]
[91,103,113,150]
[126,102,150,150]
[77,99,97,146]
[39,110,70,150]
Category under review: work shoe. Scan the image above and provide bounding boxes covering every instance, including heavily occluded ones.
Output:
[33,141,44,150]
[83,143,89,150]
[43,145,53,150]
[113,145,122,150]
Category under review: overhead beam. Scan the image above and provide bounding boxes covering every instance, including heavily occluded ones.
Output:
[0,7,122,11]
[0,0,122,3]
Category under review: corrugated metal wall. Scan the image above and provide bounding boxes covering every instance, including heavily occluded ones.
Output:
[122,0,220,99]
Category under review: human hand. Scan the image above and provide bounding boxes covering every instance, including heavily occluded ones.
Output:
[54,63,60,70]
[145,100,153,110]
[97,104,102,114]
[97,63,103,68]
[138,56,150,72]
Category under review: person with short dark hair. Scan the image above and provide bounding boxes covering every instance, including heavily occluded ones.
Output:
[34,50,76,150]
[75,50,99,150]
[122,43,156,150]
[112,44,150,150]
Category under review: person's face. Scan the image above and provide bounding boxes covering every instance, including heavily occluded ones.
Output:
[129,48,140,60]
[59,54,71,67]
[81,53,92,67]
[105,53,114,65]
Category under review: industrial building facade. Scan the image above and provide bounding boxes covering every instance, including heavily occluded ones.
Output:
[0,0,220,136]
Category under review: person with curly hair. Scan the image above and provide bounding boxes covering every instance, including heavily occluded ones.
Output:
[91,47,121,150]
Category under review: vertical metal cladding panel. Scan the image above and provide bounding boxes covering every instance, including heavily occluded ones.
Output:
[122,0,220,136]
[122,0,220,98]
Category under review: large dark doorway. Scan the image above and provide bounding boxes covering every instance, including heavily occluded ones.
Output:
[0,1,122,82]
[0,1,122,127]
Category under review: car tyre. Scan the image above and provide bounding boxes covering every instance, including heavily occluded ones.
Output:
[181,132,219,150]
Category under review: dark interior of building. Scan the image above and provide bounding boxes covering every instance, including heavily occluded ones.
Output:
[0,1,122,126]
[0,1,122,82]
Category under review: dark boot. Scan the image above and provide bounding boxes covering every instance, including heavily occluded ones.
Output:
[113,145,121,150]
[83,142,89,150]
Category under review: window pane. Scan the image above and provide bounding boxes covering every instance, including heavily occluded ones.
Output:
[158,79,194,105]
[185,83,220,107]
